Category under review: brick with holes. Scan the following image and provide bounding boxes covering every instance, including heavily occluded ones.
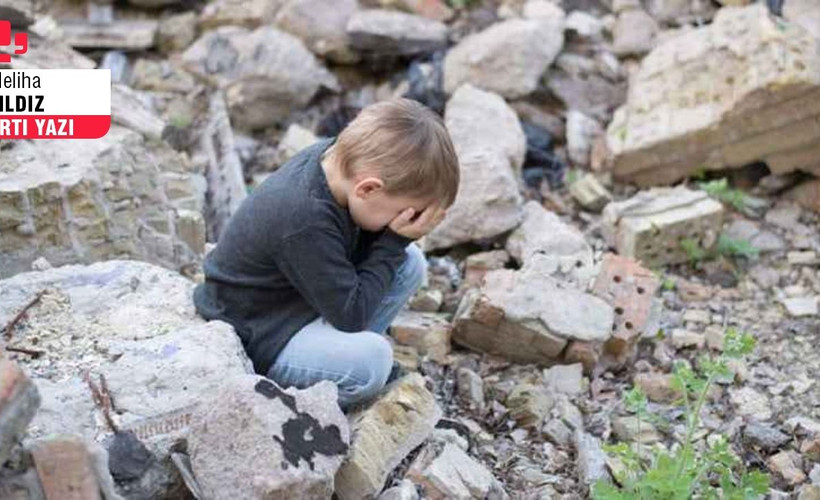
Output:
[602,186,724,267]
[591,253,662,368]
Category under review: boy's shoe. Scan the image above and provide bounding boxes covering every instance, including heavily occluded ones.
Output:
[385,361,407,385]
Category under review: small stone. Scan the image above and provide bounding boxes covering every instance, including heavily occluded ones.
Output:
[29,435,112,500]
[275,123,319,167]
[157,12,197,54]
[565,10,603,40]
[569,173,612,212]
[406,443,506,499]
[801,437,820,462]
[786,179,820,213]
[543,419,574,447]
[682,309,711,324]
[506,383,554,430]
[781,297,819,318]
[633,372,682,404]
[575,431,610,486]
[378,479,420,500]
[30,257,52,271]
[789,251,819,266]
[704,326,725,351]
[543,363,584,396]
[611,416,661,443]
[810,463,820,484]
[798,485,820,500]
[566,110,604,167]
[670,329,706,350]
[389,310,451,363]
[612,8,658,56]
[729,387,772,421]
[743,422,791,452]
[456,367,485,412]
[431,428,468,451]
[768,450,806,486]
[463,250,510,287]
[409,288,443,313]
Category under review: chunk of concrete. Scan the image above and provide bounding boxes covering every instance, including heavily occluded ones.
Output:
[606,5,820,186]
[602,186,724,267]
[505,201,595,286]
[444,10,565,98]
[335,373,442,500]
[453,255,614,365]
[406,442,507,499]
[189,375,349,499]
[0,127,206,279]
[346,9,447,56]
[423,84,526,251]
[182,25,338,130]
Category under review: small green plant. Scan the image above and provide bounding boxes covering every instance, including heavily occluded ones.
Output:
[169,113,193,129]
[716,235,760,260]
[446,0,479,8]
[592,329,769,500]
[698,178,748,212]
[679,235,758,265]
[566,168,581,186]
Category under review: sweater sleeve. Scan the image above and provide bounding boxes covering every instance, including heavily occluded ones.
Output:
[275,223,415,332]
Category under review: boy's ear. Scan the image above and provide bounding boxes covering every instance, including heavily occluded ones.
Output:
[353,177,384,198]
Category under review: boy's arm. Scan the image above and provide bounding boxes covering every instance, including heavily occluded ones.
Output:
[275,223,415,332]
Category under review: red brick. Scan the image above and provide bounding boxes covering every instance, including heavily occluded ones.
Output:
[30,435,101,500]
[0,359,40,464]
[592,254,660,366]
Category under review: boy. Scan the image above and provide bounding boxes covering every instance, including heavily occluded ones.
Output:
[193,98,460,411]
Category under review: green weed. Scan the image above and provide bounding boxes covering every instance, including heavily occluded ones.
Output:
[592,329,769,500]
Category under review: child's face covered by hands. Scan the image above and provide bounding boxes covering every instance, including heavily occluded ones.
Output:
[347,176,446,237]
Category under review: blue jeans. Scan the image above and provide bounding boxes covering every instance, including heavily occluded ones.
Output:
[266,243,427,411]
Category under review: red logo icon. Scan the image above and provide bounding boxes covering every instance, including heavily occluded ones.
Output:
[0,20,28,63]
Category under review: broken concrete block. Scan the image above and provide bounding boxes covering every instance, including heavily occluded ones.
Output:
[406,442,507,499]
[0,127,206,279]
[602,186,724,267]
[505,201,595,285]
[346,9,448,56]
[0,360,40,465]
[335,373,441,500]
[543,363,584,396]
[182,26,339,130]
[569,173,612,212]
[423,84,526,251]
[389,310,451,363]
[111,84,167,140]
[28,435,119,500]
[575,430,609,486]
[189,375,349,499]
[444,13,565,99]
[612,416,661,444]
[196,91,247,241]
[543,418,573,447]
[61,20,158,51]
[453,255,614,365]
[591,253,661,367]
[606,5,820,186]
[506,383,554,430]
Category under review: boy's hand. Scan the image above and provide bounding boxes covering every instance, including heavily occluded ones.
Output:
[389,204,447,240]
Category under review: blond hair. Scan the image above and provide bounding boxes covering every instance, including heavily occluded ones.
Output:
[324,98,460,207]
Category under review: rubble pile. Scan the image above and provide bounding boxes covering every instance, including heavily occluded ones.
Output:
[1,0,820,498]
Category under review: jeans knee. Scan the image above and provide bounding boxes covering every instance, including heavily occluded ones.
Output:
[339,334,393,406]
[402,244,428,292]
